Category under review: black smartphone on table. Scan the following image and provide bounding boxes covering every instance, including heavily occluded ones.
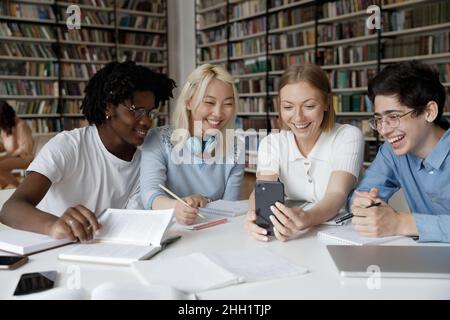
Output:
[0,256,28,270]
[13,270,57,296]
[255,180,284,236]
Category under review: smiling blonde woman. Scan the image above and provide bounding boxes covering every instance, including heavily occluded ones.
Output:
[140,64,244,225]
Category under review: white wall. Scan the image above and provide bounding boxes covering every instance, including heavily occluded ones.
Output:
[167,0,196,103]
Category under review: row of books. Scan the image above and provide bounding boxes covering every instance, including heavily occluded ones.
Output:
[239,98,267,113]
[328,69,376,90]
[230,56,272,75]
[117,0,165,13]
[317,20,375,43]
[437,63,450,83]
[197,28,226,45]
[56,8,111,26]
[60,45,113,61]
[119,33,166,48]
[0,62,57,77]
[119,50,165,63]
[319,0,375,18]
[0,43,56,59]
[383,0,449,32]
[118,15,166,31]
[197,7,226,27]
[0,81,58,96]
[320,44,378,65]
[229,37,267,58]
[61,82,86,96]
[269,5,315,29]
[332,93,373,113]
[13,100,58,115]
[230,0,266,21]
[62,101,82,114]
[25,118,62,134]
[383,32,449,58]
[0,22,54,40]
[230,17,265,39]
[200,44,227,62]
[65,0,109,8]
[235,117,279,131]
[0,3,55,20]
[197,0,223,11]
[268,29,315,51]
[57,28,113,44]
[237,79,267,94]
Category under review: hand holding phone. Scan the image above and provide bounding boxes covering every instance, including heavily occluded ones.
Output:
[0,256,28,270]
[255,180,284,236]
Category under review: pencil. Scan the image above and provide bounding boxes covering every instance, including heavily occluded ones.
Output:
[158,184,206,219]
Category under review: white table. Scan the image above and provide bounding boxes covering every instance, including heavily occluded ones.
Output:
[1,210,450,299]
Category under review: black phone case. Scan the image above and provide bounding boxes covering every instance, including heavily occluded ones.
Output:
[255,180,284,236]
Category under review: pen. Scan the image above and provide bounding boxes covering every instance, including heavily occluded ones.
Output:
[334,201,382,224]
[158,184,206,219]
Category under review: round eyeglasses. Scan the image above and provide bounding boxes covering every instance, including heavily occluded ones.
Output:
[120,104,159,120]
[368,110,414,132]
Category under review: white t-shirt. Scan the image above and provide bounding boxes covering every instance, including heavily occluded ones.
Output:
[27,126,141,217]
[257,124,364,204]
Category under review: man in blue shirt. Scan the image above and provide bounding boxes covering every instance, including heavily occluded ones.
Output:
[351,61,450,243]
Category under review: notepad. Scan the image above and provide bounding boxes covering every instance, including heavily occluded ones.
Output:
[132,248,308,293]
[0,229,72,255]
[180,213,228,230]
[317,224,404,246]
[199,200,248,217]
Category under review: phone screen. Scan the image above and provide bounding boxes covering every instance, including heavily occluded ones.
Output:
[13,271,57,296]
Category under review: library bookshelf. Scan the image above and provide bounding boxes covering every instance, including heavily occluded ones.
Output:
[0,0,169,136]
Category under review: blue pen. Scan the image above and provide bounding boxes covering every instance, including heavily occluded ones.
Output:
[335,201,381,224]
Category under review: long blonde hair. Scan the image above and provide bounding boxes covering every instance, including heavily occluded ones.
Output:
[171,64,239,133]
[277,63,335,132]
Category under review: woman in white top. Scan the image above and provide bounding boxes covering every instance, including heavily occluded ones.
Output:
[245,63,364,242]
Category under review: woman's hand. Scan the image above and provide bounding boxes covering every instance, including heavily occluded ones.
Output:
[174,194,209,225]
[245,209,270,242]
[269,202,311,242]
[48,205,101,242]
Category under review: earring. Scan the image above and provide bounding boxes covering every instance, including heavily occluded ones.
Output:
[106,114,110,120]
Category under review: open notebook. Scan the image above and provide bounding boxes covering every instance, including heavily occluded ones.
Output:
[318,224,404,246]
[132,248,308,293]
[58,208,175,265]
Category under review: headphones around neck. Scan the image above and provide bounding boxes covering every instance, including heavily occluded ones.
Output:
[185,135,216,155]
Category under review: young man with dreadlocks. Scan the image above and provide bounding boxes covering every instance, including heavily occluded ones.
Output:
[0,61,176,242]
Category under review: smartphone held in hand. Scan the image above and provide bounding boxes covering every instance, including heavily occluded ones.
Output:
[255,180,284,236]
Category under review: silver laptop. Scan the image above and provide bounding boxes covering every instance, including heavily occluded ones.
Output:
[327,245,450,279]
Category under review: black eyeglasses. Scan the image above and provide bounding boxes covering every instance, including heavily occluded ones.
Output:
[120,104,159,120]
[368,110,414,132]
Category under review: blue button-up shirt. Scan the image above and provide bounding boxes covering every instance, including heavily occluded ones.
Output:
[350,129,450,243]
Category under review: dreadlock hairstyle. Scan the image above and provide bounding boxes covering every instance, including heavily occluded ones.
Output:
[0,101,16,135]
[81,61,176,126]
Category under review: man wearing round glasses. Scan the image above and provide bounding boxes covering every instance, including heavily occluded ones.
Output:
[350,61,450,243]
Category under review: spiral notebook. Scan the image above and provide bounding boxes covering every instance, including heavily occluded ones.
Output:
[317,224,404,246]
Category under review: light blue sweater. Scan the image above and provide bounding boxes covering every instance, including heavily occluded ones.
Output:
[140,126,245,209]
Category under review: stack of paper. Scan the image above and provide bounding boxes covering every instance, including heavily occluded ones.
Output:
[132,248,308,293]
